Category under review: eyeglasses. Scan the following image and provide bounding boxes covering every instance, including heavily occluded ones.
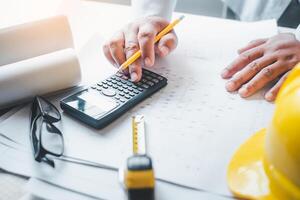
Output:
[30,96,64,167]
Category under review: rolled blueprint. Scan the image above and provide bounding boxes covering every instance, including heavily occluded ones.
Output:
[0,15,74,66]
[0,48,81,108]
[0,15,81,109]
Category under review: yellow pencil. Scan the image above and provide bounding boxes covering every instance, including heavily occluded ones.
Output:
[117,15,185,72]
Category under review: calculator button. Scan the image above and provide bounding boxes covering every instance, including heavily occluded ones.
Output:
[157,76,164,81]
[123,85,128,89]
[133,90,140,94]
[96,88,101,91]
[120,98,126,103]
[152,78,159,83]
[132,85,138,89]
[112,85,118,89]
[145,75,152,80]
[91,86,96,89]
[102,85,108,89]
[136,82,142,86]
[123,90,129,94]
[147,81,154,86]
[142,79,147,83]
[119,92,125,96]
[112,80,117,84]
[117,82,122,86]
[151,74,158,78]
[102,81,108,84]
[128,88,133,92]
[117,86,123,91]
[143,70,150,75]
[111,77,116,80]
[126,82,132,86]
[102,89,116,97]
[129,92,135,96]
[114,96,120,100]
[107,82,112,86]
[120,80,126,84]
[141,84,149,89]
[107,79,112,82]
[137,87,144,92]
[97,83,103,87]
[125,94,131,99]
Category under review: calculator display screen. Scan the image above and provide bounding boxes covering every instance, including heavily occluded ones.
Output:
[66,90,118,119]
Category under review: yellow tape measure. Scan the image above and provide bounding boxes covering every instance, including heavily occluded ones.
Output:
[132,115,146,155]
[121,115,155,200]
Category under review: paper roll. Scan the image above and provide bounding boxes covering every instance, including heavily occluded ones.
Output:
[0,15,81,109]
[0,15,73,66]
[0,48,81,108]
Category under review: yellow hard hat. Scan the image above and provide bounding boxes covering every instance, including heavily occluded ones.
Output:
[227,63,300,200]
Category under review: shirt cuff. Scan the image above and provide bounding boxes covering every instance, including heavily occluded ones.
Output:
[131,0,177,21]
[296,24,300,41]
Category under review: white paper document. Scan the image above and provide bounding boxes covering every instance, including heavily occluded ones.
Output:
[0,18,277,196]
[0,15,81,109]
[0,136,229,200]
[26,176,230,200]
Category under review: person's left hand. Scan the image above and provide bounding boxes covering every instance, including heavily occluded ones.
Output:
[221,33,300,101]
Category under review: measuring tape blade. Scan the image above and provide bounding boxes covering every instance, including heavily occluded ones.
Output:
[132,115,146,155]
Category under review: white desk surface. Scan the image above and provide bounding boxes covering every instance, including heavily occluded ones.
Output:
[0,0,295,199]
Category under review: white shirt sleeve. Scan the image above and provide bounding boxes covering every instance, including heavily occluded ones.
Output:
[296,24,300,41]
[222,0,291,21]
[131,0,177,21]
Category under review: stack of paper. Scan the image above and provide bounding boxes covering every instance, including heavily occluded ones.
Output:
[0,12,278,200]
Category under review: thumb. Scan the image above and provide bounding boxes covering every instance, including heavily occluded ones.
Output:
[155,31,178,57]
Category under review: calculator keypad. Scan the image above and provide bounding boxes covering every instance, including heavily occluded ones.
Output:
[89,69,165,105]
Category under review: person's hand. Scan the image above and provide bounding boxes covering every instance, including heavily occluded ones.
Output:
[221,33,300,101]
[103,16,178,82]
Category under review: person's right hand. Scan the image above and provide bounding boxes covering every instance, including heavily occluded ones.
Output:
[103,16,178,82]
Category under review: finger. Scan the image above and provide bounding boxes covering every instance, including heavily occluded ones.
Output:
[156,31,178,57]
[238,61,287,98]
[264,72,289,102]
[238,38,267,54]
[221,46,264,79]
[108,31,126,67]
[128,59,142,82]
[103,42,116,67]
[124,26,142,82]
[137,24,157,67]
[225,55,276,92]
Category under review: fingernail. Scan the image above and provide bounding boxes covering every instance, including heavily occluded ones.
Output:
[130,72,138,82]
[225,81,235,91]
[265,92,274,101]
[160,46,169,57]
[238,87,248,97]
[145,57,152,67]
[221,69,229,78]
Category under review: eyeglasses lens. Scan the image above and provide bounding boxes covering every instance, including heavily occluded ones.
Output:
[40,122,64,155]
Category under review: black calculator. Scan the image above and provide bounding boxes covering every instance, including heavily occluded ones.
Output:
[60,69,167,129]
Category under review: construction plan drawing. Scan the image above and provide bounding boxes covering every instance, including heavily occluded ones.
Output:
[0,17,277,196]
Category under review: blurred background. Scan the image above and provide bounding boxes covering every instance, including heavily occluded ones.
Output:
[90,0,226,18]
[87,0,300,28]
